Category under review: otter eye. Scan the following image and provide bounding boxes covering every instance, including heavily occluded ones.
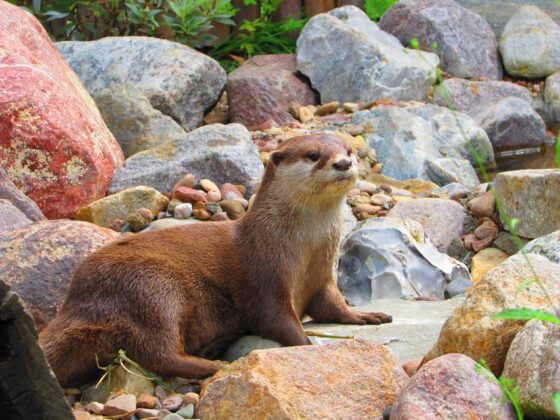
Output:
[307,152,320,162]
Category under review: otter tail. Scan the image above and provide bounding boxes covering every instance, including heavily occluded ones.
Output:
[39,316,117,388]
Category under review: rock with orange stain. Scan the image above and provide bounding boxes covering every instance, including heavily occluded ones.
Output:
[0,220,117,330]
[423,253,560,376]
[0,2,124,219]
[470,247,509,283]
[198,340,408,419]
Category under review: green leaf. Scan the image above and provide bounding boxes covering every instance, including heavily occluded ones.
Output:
[554,393,560,415]
[410,37,420,50]
[493,308,560,324]
[364,0,398,21]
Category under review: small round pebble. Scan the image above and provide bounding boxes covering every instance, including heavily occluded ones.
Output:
[219,200,245,220]
[162,394,183,412]
[199,179,219,193]
[162,414,184,420]
[192,208,211,220]
[128,212,152,232]
[205,202,222,215]
[174,203,193,219]
[167,198,183,213]
[210,212,229,222]
[177,404,195,419]
[182,393,199,406]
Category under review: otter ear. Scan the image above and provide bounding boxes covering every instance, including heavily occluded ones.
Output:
[270,151,285,167]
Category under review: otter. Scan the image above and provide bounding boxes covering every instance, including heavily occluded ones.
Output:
[39,134,392,387]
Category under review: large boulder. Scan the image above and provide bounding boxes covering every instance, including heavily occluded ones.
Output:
[494,169,560,239]
[76,186,168,229]
[296,6,438,104]
[57,37,226,131]
[387,198,467,254]
[198,340,408,419]
[521,229,560,264]
[0,200,32,234]
[0,220,117,330]
[499,6,560,78]
[337,217,471,305]
[354,104,494,188]
[390,354,516,419]
[470,96,546,150]
[0,168,45,222]
[423,253,560,375]
[227,54,318,130]
[0,281,73,420]
[0,2,124,219]
[110,124,263,195]
[544,71,560,130]
[94,85,186,158]
[433,78,533,113]
[379,0,502,80]
[503,320,560,419]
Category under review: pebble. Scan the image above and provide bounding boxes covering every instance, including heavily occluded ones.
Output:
[444,276,474,298]
[162,414,185,420]
[206,190,222,202]
[343,102,360,113]
[297,106,315,123]
[402,359,421,377]
[173,174,196,191]
[192,208,211,220]
[174,203,193,219]
[177,404,195,419]
[470,247,509,283]
[137,393,159,409]
[347,195,371,206]
[102,394,136,416]
[182,393,199,406]
[356,180,377,195]
[109,218,126,232]
[155,385,169,400]
[492,231,528,255]
[354,203,381,215]
[162,394,183,412]
[72,411,91,420]
[315,101,340,116]
[85,402,104,414]
[173,187,207,204]
[167,198,183,213]
[205,202,222,215]
[199,179,219,193]
[219,200,246,220]
[128,209,153,232]
[370,193,392,207]
[137,408,161,419]
[210,212,229,222]
[467,191,496,218]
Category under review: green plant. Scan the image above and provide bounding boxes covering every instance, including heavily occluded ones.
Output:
[364,0,398,21]
[476,359,524,419]
[164,0,237,48]
[208,0,306,72]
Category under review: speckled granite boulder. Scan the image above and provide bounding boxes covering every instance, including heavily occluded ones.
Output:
[521,230,560,264]
[296,6,438,103]
[380,0,503,79]
[57,36,226,131]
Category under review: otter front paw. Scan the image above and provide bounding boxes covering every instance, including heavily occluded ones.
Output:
[349,310,392,325]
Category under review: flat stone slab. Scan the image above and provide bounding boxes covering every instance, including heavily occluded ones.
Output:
[304,297,465,363]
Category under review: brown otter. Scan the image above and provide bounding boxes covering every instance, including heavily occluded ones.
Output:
[39,134,392,387]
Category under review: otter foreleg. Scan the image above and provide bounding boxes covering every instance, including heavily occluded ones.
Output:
[307,281,392,325]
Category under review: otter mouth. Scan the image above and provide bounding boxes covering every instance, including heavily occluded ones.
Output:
[334,174,356,183]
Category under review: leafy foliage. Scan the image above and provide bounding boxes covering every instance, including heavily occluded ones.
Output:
[364,0,398,21]
[493,308,560,324]
[476,359,524,419]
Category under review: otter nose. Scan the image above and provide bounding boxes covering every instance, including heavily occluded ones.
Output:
[333,159,352,171]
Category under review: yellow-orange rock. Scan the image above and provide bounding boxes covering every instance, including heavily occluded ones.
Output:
[423,253,560,375]
[198,340,408,419]
[470,247,509,283]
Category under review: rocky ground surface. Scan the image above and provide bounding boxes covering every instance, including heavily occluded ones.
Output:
[1,0,560,419]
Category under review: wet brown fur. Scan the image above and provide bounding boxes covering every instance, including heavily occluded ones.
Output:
[39,134,392,387]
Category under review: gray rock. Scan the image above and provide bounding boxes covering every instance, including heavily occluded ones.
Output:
[223,336,282,362]
[499,6,560,78]
[353,104,494,188]
[94,85,186,158]
[57,37,226,131]
[433,78,533,113]
[296,6,438,104]
[503,320,560,419]
[379,0,502,80]
[521,229,560,263]
[388,198,467,254]
[544,71,560,129]
[227,54,318,130]
[471,96,546,149]
[304,297,464,363]
[390,354,516,419]
[0,168,45,222]
[493,231,529,255]
[0,199,32,233]
[0,280,73,420]
[110,124,264,195]
[418,183,470,201]
[144,218,200,232]
[444,276,474,298]
[341,202,358,241]
[337,217,472,305]
[494,169,560,239]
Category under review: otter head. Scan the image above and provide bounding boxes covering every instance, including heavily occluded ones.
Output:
[266,134,358,205]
